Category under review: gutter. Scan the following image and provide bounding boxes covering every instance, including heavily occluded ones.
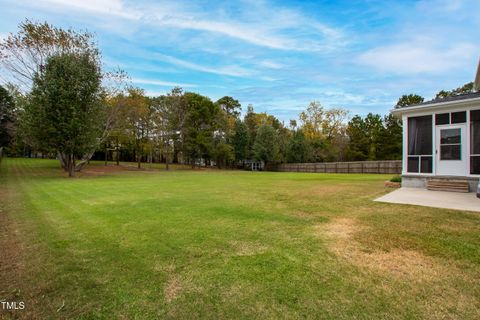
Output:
[390,96,480,116]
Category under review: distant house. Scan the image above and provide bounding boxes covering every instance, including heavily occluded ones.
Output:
[243,160,264,171]
[392,61,480,191]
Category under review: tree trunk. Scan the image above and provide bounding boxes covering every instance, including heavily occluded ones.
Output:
[68,154,76,177]
[74,149,96,172]
[165,151,169,171]
[58,152,69,172]
[104,143,108,166]
[116,137,120,166]
[137,146,141,169]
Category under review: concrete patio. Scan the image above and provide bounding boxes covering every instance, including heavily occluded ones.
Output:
[375,187,480,212]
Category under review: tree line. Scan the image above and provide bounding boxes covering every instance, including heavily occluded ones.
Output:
[0,20,474,176]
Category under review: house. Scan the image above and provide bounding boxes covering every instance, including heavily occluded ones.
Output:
[392,60,480,191]
[243,160,264,171]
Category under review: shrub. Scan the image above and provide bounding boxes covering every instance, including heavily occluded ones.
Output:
[390,175,402,183]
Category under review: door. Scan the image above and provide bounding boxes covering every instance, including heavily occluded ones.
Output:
[435,124,467,176]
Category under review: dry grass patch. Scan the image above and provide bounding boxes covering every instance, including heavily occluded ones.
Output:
[80,165,145,177]
[439,218,480,233]
[319,217,480,318]
[160,263,194,304]
[229,240,268,256]
[318,217,450,282]
[301,184,351,197]
[164,275,182,303]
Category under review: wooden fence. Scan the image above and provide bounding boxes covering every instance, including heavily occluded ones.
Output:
[273,160,402,174]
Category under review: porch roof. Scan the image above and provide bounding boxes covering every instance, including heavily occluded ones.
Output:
[392,91,480,116]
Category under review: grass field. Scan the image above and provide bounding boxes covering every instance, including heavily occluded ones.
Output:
[1,158,479,319]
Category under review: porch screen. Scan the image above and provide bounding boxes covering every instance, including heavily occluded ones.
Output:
[471,110,480,174]
[407,115,432,173]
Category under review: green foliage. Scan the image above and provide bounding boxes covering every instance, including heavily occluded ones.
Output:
[0,85,16,148]
[0,19,99,87]
[215,96,241,118]
[435,82,474,99]
[390,175,402,183]
[286,130,309,163]
[395,94,424,108]
[253,124,279,164]
[380,114,402,160]
[232,119,249,161]
[214,142,234,168]
[346,112,402,161]
[183,92,220,165]
[25,53,102,175]
[3,158,480,319]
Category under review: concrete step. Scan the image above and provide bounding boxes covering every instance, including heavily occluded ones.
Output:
[426,179,469,193]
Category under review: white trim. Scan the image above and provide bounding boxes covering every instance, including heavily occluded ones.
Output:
[435,123,468,176]
[402,106,480,178]
[392,96,480,116]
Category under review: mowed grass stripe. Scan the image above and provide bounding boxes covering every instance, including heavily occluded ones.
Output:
[1,158,479,319]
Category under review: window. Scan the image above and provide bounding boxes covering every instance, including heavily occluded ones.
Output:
[471,110,480,174]
[435,113,449,125]
[407,157,419,173]
[407,115,432,173]
[440,128,461,161]
[451,111,466,124]
[420,156,433,173]
[435,111,466,125]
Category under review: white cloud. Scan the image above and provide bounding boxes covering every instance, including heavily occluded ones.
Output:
[151,53,253,77]
[358,41,478,74]
[24,0,345,52]
[416,0,464,13]
[153,16,290,50]
[39,0,141,19]
[132,78,196,88]
[257,60,286,69]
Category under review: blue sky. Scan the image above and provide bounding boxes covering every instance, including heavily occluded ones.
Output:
[1,0,479,121]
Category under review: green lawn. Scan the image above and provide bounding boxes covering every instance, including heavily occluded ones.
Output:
[1,158,479,319]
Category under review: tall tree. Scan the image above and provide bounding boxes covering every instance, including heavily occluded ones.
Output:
[244,105,258,159]
[346,115,369,161]
[253,124,279,166]
[214,143,234,169]
[0,85,16,150]
[435,82,474,99]
[159,87,187,165]
[232,119,249,162]
[1,20,127,167]
[215,96,241,146]
[299,101,324,139]
[215,96,241,118]
[25,53,102,177]
[121,88,153,169]
[183,92,219,167]
[395,94,424,108]
[298,101,349,161]
[379,114,402,160]
[286,130,309,163]
[346,114,384,161]
[0,19,98,89]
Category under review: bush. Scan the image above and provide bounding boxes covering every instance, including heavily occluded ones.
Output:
[390,175,402,183]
